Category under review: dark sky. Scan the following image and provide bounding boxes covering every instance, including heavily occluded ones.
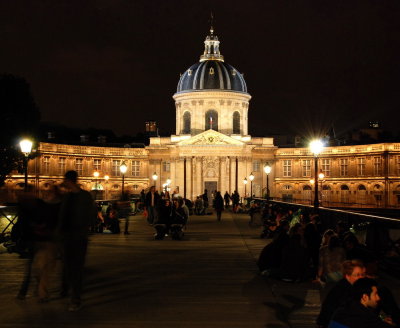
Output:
[1,0,399,139]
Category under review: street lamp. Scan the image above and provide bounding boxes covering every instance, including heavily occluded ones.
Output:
[19,138,33,192]
[120,162,127,200]
[104,174,109,200]
[93,171,100,200]
[318,172,325,205]
[165,177,171,193]
[249,172,255,199]
[243,177,248,198]
[264,164,272,200]
[309,139,324,209]
[152,172,158,187]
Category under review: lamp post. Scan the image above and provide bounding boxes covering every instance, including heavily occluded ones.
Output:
[120,162,127,200]
[19,139,33,192]
[309,139,324,209]
[318,172,325,205]
[93,171,100,200]
[104,174,109,200]
[249,172,254,199]
[264,164,272,200]
[152,172,158,188]
[243,177,248,198]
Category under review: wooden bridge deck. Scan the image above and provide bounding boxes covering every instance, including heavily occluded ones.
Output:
[0,212,398,328]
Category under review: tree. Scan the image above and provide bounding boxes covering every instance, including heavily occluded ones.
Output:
[0,74,40,187]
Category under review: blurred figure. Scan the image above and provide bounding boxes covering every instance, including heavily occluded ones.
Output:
[214,191,224,221]
[15,187,41,300]
[194,196,204,215]
[33,185,62,302]
[57,170,95,311]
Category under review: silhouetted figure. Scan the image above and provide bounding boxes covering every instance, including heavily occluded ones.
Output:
[214,191,224,221]
[145,186,160,224]
[224,191,230,208]
[57,170,95,311]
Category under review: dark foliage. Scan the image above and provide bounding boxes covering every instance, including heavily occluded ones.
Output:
[0,74,40,187]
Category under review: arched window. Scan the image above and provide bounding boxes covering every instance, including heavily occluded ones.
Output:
[303,185,312,190]
[233,111,240,134]
[205,110,218,131]
[341,185,349,190]
[182,111,191,134]
[358,184,366,190]
[322,185,331,190]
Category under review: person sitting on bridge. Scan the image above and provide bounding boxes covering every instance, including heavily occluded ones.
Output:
[329,278,394,328]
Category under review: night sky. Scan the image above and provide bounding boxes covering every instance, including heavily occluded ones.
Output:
[1,0,399,139]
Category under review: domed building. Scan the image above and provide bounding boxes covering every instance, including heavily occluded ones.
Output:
[146,27,275,200]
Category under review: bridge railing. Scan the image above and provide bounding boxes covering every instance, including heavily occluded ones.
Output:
[252,198,400,267]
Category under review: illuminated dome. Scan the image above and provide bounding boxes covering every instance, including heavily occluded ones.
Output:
[176,28,247,94]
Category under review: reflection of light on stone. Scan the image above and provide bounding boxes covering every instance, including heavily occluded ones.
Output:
[7,215,12,219]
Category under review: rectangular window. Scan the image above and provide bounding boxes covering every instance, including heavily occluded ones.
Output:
[283,160,292,177]
[75,158,83,175]
[132,160,140,176]
[357,157,366,176]
[163,161,170,172]
[302,159,311,177]
[340,158,348,176]
[397,156,400,175]
[43,156,50,174]
[252,161,260,172]
[321,159,331,177]
[112,160,121,176]
[58,157,66,175]
[93,159,102,172]
[373,156,382,176]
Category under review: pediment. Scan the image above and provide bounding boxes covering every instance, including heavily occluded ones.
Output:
[177,130,245,146]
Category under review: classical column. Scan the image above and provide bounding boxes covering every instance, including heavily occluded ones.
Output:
[235,157,238,191]
[184,157,187,199]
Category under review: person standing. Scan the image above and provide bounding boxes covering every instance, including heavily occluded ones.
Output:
[58,170,95,311]
[202,189,209,210]
[232,190,240,213]
[224,191,230,209]
[145,186,160,225]
[214,191,224,221]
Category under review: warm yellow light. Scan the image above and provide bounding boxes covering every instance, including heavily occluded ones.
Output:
[309,139,324,156]
[104,175,109,181]
[19,139,33,155]
[93,171,100,178]
[243,178,248,185]
[318,172,325,180]
[120,162,127,174]
[152,172,158,181]
[166,178,171,184]
[264,164,272,174]
[249,173,255,181]
[310,179,315,184]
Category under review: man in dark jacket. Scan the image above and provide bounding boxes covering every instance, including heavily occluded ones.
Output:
[329,278,394,327]
[317,260,366,327]
[58,170,95,311]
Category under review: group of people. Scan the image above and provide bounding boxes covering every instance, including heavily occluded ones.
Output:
[12,170,95,311]
[255,204,400,327]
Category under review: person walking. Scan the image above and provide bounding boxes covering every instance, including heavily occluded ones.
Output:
[214,191,224,221]
[145,186,160,225]
[57,170,96,311]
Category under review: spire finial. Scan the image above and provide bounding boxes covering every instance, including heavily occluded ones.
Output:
[200,13,224,62]
[209,12,214,35]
